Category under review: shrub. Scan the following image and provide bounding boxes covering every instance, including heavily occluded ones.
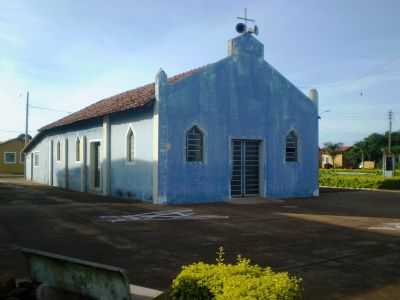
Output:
[319,173,400,189]
[319,168,382,175]
[170,248,302,300]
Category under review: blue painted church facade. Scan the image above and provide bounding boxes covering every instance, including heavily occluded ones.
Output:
[24,33,319,204]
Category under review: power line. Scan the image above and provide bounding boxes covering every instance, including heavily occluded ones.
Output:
[0,92,71,140]
[16,92,72,114]
[0,129,32,134]
[29,105,71,114]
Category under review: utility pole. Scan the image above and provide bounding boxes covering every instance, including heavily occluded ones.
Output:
[388,110,393,154]
[383,110,394,177]
[25,91,29,145]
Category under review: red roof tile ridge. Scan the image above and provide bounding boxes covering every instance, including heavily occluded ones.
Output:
[39,65,207,132]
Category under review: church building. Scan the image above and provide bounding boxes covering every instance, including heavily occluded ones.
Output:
[24,28,319,204]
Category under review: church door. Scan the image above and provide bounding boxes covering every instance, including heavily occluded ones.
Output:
[231,139,260,197]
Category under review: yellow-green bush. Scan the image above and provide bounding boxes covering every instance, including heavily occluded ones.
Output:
[319,173,400,189]
[320,168,382,175]
[170,248,302,300]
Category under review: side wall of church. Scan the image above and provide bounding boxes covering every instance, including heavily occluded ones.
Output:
[109,107,154,201]
[25,107,155,202]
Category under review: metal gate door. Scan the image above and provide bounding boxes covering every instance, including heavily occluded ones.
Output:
[231,140,260,197]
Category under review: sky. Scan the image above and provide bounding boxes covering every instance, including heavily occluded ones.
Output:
[0,0,399,146]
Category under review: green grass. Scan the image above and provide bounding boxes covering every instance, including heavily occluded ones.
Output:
[319,169,400,190]
[320,168,382,175]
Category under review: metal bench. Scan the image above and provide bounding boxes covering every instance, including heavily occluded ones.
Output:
[21,247,132,300]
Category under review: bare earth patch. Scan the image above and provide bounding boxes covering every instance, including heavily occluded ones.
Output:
[0,178,400,300]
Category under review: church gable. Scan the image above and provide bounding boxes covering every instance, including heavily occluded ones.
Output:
[156,33,316,122]
[153,32,318,203]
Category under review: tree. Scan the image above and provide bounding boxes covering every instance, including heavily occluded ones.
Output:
[322,130,400,169]
[343,146,362,168]
[363,133,386,161]
[323,142,344,169]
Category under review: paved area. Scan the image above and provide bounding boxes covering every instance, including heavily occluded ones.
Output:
[1,177,400,299]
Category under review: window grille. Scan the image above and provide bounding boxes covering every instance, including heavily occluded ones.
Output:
[285,131,298,162]
[186,126,203,162]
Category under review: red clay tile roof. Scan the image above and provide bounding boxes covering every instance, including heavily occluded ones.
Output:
[338,146,352,152]
[0,136,27,145]
[40,67,204,131]
[321,146,352,153]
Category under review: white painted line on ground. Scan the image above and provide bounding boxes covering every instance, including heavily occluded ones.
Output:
[99,209,229,223]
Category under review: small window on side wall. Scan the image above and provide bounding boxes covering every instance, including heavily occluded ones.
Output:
[127,129,134,162]
[56,141,61,161]
[34,152,40,166]
[186,126,204,162]
[76,138,81,162]
[285,130,298,162]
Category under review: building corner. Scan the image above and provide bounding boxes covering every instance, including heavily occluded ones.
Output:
[153,69,168,204]
[102,115,111,196]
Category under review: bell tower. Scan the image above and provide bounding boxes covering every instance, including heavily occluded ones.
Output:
[228,9,264,58]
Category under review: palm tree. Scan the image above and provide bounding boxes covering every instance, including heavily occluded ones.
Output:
[323,142,344,169]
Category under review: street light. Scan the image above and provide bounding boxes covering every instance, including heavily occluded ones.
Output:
[318,110,331,119]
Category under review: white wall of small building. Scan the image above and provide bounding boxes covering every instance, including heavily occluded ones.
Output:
[30,138,50,184]
[25,119,102,189]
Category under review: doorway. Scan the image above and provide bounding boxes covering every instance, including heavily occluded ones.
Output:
[49,140,53,186]
[30,153,34,181]
[231,139,260,197]
[90,141,101,191]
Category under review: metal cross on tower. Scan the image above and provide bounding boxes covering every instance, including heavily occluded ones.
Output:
[237,8,255,26]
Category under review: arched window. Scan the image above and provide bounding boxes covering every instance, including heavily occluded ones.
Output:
[127,129,134,162]
[56,141,61,161]
[186,126,204,162]
[285,131,298,162]
[76,138,81,162]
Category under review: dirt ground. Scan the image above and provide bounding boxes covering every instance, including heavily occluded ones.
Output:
[0,178,400,299]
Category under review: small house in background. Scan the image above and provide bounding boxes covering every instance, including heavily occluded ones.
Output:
[0,134,31,175]
[360,160,375,169]
[321,146,352,168]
